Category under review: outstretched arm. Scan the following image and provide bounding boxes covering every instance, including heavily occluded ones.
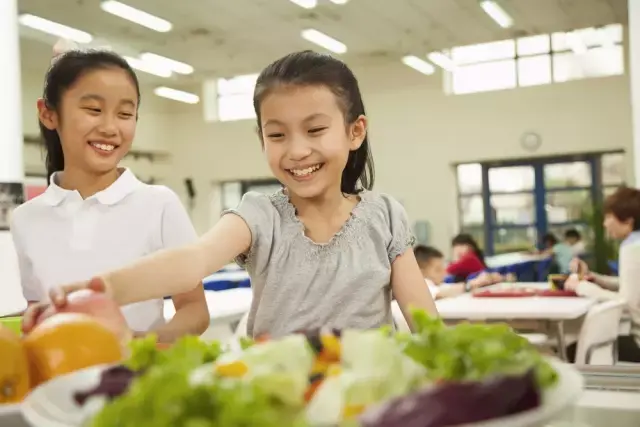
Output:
[391,249,439,331]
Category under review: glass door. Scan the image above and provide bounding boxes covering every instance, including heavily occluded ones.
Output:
[543,160,595,247]
[486,165,538,254]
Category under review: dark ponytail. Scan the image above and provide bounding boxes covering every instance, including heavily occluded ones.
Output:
[40,50,141,183]
[452,233,486,267]
[253,50,374,194]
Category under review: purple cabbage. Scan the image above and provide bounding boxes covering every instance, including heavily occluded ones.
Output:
[359,370,541,427]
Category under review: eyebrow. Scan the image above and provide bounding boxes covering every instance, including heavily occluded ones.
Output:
[79,94,136,107]
[263,113,329,128]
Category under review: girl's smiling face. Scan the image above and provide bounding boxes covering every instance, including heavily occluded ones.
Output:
[38,67,138,175]
[259,84,367,200]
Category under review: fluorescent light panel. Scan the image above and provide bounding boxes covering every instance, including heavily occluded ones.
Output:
[124,56,172,78]
[18,14,92,44]
[402,56,435,75]
[329,0,349,4]
[426,52,455,71]
[479,0,513,29]
[301,29,347,54]
[100,1,172,32]
[289,0,317,8]
[140,53,193,75]
[154,87,200,104]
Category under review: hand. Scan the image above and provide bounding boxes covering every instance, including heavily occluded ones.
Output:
[564,274,581,292]
[21,277,111,333]
[569,258,589,275]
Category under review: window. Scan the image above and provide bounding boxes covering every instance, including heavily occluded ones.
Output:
[445,24,624,95]
[216,74,258,122]
[455,152,625,255]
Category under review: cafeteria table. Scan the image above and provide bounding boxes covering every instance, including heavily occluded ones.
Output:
[435,282,596,360]
[164,288,253,341]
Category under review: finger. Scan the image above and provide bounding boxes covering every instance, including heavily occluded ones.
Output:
[87,276,108,293]
[21,303,48,333]
[49,283,88,306]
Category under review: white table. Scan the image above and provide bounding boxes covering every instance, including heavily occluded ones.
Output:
[436,282,596,360]
[164,288,253,341]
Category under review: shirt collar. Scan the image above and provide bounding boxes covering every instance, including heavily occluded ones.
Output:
[42,168,142,206]
[622,231,640,248]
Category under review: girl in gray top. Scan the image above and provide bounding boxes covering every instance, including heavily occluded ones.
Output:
[24,51,438,338]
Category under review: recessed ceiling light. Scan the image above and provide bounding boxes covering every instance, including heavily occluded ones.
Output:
[426,52,455,71]
[154,87,200,104]
[301,29,347,54]
[100,1,172,32]
[479,0,513,29]
[124,56,172,78]
[140,53,193,75]
[289,0,317,8]
[329,0,349,4]
[402,55,435,75]
[18,14,92,44]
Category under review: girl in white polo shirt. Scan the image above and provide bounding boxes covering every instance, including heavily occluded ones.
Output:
[11,47,208,342]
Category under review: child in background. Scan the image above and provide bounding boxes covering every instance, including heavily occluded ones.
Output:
[414,245,501,299]
[540,233,573,274]
[24,50,437,338]
[11,47,208,343]
[564,228,586,256]
[446,234,486,282]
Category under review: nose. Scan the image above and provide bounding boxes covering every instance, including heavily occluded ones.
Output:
[97,115,118,137]
[288,135,312,161]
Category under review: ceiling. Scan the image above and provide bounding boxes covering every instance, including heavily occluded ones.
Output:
[17,0,628,86]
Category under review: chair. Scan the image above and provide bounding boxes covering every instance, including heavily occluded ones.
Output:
[391,301,411,332]
[574,300,626,365]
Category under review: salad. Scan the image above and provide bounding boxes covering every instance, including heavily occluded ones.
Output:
[76,310,558,427]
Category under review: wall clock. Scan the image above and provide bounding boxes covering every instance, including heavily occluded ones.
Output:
[520,132,542,152]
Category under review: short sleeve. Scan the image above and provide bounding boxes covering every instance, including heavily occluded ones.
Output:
[223,192,277,274]
[159,189,199,249]
[380,194,416,263]
[9,218,44,302]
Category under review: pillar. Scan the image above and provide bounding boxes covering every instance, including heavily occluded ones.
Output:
[630,0,640,184]
[0,0,27,316]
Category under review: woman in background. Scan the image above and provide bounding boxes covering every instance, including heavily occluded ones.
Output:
[446,233,486,282]
[566,186,640,362]
[11,46,208,342]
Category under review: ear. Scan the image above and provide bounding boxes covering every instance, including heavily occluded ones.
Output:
[348,115,367,151]
[37,98,58,131]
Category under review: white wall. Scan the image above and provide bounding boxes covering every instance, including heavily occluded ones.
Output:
[160,62,633,250]
[20,62,634,251]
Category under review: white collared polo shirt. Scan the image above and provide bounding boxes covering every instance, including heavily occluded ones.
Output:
[10,168,198,332]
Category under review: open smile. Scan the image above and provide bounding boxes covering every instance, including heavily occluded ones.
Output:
[286,163,324,180]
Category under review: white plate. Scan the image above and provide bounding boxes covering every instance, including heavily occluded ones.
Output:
[21,359,583,427]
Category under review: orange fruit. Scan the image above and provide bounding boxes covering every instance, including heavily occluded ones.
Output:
[23,313,123,387]
[0,325,30,403]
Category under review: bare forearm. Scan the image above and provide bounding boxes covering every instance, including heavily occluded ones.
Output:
[437,284,465,299]
[145,303,209,344]
[107,244,210,305]
[106,215,250,306]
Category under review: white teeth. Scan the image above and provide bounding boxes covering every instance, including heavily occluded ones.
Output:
[290,164,321,177]
[91,142,115,152]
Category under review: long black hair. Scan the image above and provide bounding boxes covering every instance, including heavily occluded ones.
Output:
[452,233,486,267]
[252,50,374,194]
[40,50,141,183]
